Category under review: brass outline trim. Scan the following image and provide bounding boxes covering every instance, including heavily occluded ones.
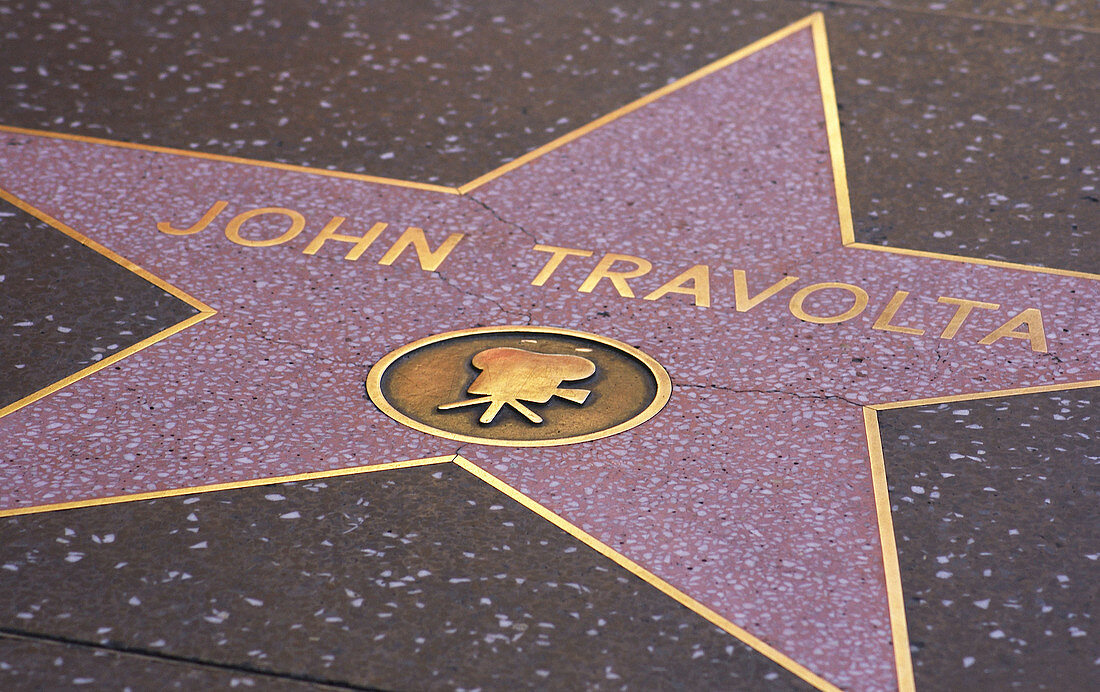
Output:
[863,408,916,692]
[845,242,1100,281]
[3,14,1098,690]
[812,14,856,247]
[0,452,838,691]
[803,17,1098,281]
[862,380,1100,692]
[870,379,1100,411]
[3,14,1094,283]
[0,187,217,419]
[0,456,456,518]
[365,326,673,447]
[0,125,462,196]
[451,456,842,691]
[455,16,816,193]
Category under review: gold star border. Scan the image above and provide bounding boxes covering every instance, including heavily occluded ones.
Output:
[2,14,1098,691]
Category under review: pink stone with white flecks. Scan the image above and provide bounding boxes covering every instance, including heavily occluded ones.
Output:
[2,27,1097,691]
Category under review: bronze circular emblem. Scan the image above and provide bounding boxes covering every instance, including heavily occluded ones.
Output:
[366,326,672,447]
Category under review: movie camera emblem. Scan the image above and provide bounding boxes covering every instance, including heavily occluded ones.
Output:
[366,326,672,446]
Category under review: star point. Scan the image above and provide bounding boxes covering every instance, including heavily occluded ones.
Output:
[1,15,1096,692]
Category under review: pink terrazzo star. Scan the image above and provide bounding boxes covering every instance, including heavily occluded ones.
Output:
[1,15,1097,692]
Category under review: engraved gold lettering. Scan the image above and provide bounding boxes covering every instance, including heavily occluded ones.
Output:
[578,253,653,298]
[937,296,1000,339]
[978,308,1048,353]
[732,270,799,312]
[872,290,925,336]
[378,226,465,271]
[157,200,228,236]
[225,207,306,247]
[643,264,711,307]
[302,218,387,260]
[529,245,594,286]
[789,282,870,324]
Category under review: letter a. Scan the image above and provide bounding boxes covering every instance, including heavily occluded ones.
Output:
[978,308,1048,353]
[643,264,711,307]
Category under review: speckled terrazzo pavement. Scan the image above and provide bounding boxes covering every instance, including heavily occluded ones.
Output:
[1,2,1098,691]
[2,21,1098,690]
[826,4,1100,274]
[0,197,199,408]
[1,1,1096,270]
[878,389,1099,689]
[0,462,813,690]
[3,0,1098,435]
[0,634,340,691]
[864,1,1098,30]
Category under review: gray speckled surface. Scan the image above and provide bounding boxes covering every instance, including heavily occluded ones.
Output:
[0,2,1097,689]
[0,196,199,408]
[0,462,813,691]
[859,0,1100,31]
[0,634,341,691]
[0,0,804,185]
[824,3,1100,273]
[1,1,1095,270]
[1,23,1097,690]
[879,389,1099,689]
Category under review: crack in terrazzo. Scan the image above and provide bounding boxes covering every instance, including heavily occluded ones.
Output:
[677,382,866,408]
[227,325,349,368]
[0,628,384,691]
[928,342,950,385]
[433,271,534,325]
[463,192,541,245]
[1066,290,1087,341]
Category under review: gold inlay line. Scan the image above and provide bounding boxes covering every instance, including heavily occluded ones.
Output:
[872,379,1100,411]
[2,14,1094,283]
[812,14,856,247]
[863,408,917,692]
[0,186,218,420]
[849,242,1100,281]
[2,17,1098,691]
[0,452,841,690]
[0,124,462,196]
[0,456,457,518]
[451,456,842,692]
[457,15,817,193]
[0,187,214,313]
[0,312,214,419]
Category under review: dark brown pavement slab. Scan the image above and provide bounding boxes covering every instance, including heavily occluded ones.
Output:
[0,461,813,691]
[0,195,199,408]
[0,2,1097,690]
[878,387,1099,690]
[1,1,1095,271]
[840,0,1099,31]
[0,633,345,691]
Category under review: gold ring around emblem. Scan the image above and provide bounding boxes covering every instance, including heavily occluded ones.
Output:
[366,326,672,447]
